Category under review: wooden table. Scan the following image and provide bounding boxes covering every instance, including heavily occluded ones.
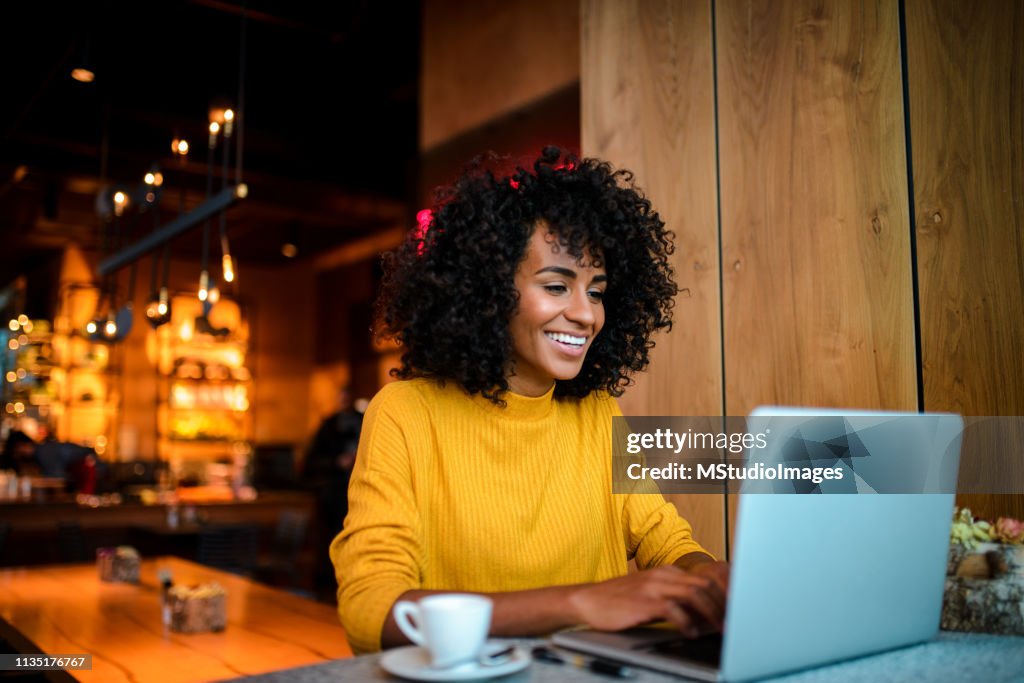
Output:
[0,557,353,682]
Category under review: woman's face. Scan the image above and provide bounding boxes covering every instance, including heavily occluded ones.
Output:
[507,228,607,396]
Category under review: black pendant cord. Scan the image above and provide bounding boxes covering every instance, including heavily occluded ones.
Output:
[161,241,172,295]
[106,212,121,312]
[219,123,232,278]
[166,161,186,296]
[148,200,161,300]
[125,215,139,306]
[96,214,109,313]
[235,1,247,185]
[202,137,214,278]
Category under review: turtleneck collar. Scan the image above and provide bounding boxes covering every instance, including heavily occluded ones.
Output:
[468,382,556,420]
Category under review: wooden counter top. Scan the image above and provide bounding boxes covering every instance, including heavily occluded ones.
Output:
[0,557,352,682]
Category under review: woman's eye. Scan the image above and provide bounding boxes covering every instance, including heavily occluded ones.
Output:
[544,284,568,294]
[588,290,605,301]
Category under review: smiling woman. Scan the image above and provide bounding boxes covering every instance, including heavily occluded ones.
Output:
[331,146,729,654]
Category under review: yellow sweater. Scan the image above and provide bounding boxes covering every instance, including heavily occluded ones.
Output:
[330,378,708,653]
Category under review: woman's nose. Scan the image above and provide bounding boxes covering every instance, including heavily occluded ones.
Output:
[564,288,596,326]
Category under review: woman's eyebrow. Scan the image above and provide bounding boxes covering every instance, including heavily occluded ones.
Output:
[534,266,609,285]
[535,266,577,278]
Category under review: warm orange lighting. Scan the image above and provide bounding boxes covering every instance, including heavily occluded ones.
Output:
[145,192,155,203]
[222,253,235,283]
[7,319,17,332]
[104,320,117,337]
[224,109,234,122]
[15,368,25,379]
[5,372,15,383]
[281,243,298,258]
[8,339,18,350]
[17,315,28,326]
[208,287,221,304]
[13,402,24,414]
[71,67,95,83]
[235,183,248,199]
[173,138,190,156]
[17,335,27,345]
[153,172,164,186]
[22,320,32,333]
[209,121,220,135]
[85,321,97,335]
[144,172,155,185]
[157,301,168,316]
[4,404,13,414]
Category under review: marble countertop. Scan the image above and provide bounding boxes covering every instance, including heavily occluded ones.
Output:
[219,631,1024,683]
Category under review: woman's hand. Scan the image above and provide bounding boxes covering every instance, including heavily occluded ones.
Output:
[382,561,731,648]
[567,564,728,637]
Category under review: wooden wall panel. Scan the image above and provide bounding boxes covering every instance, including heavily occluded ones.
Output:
[906,0,1024,520]
[421,0,580,151]
[717,0,916,415]
[581,0,725,558]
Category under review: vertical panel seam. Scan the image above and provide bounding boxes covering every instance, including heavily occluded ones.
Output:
[710,0,731,561]
[898,0,926,413]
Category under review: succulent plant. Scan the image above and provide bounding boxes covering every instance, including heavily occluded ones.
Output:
[992,517,1024,545]
[950,507,992,549]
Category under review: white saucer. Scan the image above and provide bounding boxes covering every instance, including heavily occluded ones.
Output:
[379,643,530,681]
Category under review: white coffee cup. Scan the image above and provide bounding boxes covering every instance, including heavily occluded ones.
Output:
[393,594,493,669]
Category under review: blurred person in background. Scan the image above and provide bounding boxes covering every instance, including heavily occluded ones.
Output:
[1,430,39,476]
[305,385,364,593]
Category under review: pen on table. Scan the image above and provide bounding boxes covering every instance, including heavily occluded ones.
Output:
[532,645,637,678]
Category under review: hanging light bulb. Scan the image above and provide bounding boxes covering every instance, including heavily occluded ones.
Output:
[223,108,235,138]
[198,270,210,302]
[146,287,171,329]
[157,287,169,316]
[172,138,190,156]
[222,253,235,283]
[85,320,98,335]
[208,121,220,149]
[113,190,128,216]
[70,35,96,83]
[7,319,17,332]
[104,318,117,338]
[221,233,235,284]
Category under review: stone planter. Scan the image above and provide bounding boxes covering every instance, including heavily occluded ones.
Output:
[942,542,1024,636]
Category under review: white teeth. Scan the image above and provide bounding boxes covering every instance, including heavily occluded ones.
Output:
[545,332,586,346]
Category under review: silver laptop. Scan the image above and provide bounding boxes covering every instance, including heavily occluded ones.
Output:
[554,408,963,681]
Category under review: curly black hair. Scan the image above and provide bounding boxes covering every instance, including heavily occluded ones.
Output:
[377,146,677,403]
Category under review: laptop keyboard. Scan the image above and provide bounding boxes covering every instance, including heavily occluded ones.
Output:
[642,634,723,666]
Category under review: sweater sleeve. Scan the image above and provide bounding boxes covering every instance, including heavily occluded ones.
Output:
[607,398,713,568]
[329,386,424,653]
